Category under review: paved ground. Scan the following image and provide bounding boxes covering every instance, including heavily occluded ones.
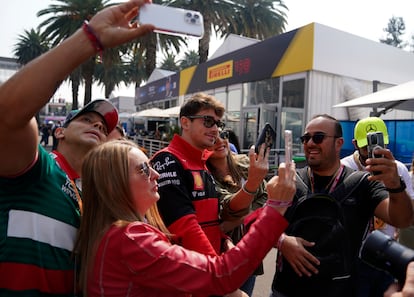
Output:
[252,249,276,297]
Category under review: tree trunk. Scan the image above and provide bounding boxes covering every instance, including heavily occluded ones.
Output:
[145,33,157,78]
[199,16,212,63]
[82,58,96,105]
[70,67,81,110]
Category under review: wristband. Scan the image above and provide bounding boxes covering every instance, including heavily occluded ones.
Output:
[277,233,286,250]
[386,176,406,193]
[82,20,104,56]
[266,199,293,208]
[242,182,258,195]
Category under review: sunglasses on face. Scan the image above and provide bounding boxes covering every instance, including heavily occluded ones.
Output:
[138,162,151,178]
[186,115,225,129]
[300,132,339,144]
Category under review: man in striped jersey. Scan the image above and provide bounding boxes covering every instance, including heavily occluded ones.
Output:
[0,0,155,295]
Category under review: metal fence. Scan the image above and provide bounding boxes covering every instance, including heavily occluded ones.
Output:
[134,136,286,177]
[133,136,169,157]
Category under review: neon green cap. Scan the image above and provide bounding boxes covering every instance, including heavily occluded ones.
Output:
[354,117,389,147]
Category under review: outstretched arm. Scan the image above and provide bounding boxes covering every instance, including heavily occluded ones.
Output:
[0,0,154,176]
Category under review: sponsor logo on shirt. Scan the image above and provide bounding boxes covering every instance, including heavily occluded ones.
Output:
[192,171,204,191]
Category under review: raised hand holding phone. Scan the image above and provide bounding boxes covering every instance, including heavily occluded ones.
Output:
[255,123,276,154]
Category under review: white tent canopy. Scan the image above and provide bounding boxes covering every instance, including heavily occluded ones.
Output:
[160,106,180,117]
[333,80,414,113]
[131,108,170,118]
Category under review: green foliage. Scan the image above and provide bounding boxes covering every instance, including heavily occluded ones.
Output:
[380,16,407,49]
[13,29,49,65]
[180,50,199,69]
[160,53,180,72]
[14,0,289,106]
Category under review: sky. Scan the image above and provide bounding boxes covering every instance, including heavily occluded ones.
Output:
[1,0,413,102]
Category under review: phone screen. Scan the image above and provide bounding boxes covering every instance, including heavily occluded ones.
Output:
[255,123,276,154]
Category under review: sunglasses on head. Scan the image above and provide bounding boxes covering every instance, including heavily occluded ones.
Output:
[300,132,339,144]
[219,130,229,139]
[186,115,225,129]
[138,162,151,178]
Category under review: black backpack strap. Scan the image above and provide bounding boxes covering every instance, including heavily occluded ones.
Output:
[295,167,310,200]
[330,170,369,204]
[284,168,310,221]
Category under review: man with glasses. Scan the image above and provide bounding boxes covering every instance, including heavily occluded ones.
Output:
[270,114,413,297]
[0,0,156,294]
[151,93,251,297]
[341,116,414,297]
[151,92,227,256]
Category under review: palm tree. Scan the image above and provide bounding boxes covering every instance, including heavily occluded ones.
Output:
[13,29,50,65]
[124,43,148,89]
[37,0,110,107]
[223,0,288,40]
[160,52,180,71]
[94,43,142,98]
[179,50,199,69]
[13,28,50,124]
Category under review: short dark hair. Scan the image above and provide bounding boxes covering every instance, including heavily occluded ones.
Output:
[179,93,225,118]
[311,114,343,137]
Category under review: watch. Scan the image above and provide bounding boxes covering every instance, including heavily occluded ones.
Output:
[386,176,407,193]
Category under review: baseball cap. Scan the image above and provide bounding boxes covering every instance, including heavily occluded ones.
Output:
[354,117,389,147]
[63,99,118,133]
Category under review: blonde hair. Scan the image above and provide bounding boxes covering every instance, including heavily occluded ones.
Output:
[74,140,169,295]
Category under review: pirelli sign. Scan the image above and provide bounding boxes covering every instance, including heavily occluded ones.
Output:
[207,61,233,83]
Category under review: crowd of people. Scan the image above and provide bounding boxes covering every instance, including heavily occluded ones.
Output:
[1,1,414,297]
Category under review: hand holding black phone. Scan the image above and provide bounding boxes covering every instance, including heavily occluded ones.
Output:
[255,123,276,154]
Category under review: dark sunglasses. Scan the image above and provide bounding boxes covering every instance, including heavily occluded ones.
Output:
[300,132,339,144]
[219,130,229,139]
[138,162,151,178]
[186,115,225,129]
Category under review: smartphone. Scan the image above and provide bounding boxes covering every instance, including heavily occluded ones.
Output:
[284,130,293,165]
[138,4,204,38]
[367,131,384,159]
[367,131,384,175]
[255,123,276,154]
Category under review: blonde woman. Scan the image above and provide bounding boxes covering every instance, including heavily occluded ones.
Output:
[75,140,295,297]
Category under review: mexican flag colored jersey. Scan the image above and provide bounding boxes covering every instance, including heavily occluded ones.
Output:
[0,145,81,296]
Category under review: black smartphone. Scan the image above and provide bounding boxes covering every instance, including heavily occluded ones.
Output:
[367,131,384,175]
[255,123,276,154]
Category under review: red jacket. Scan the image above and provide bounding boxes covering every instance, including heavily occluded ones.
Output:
[87,206,287,297]
[151,135,221,255]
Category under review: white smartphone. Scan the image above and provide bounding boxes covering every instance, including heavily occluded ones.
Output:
[138,4,204,38]
[284,130,293,165]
